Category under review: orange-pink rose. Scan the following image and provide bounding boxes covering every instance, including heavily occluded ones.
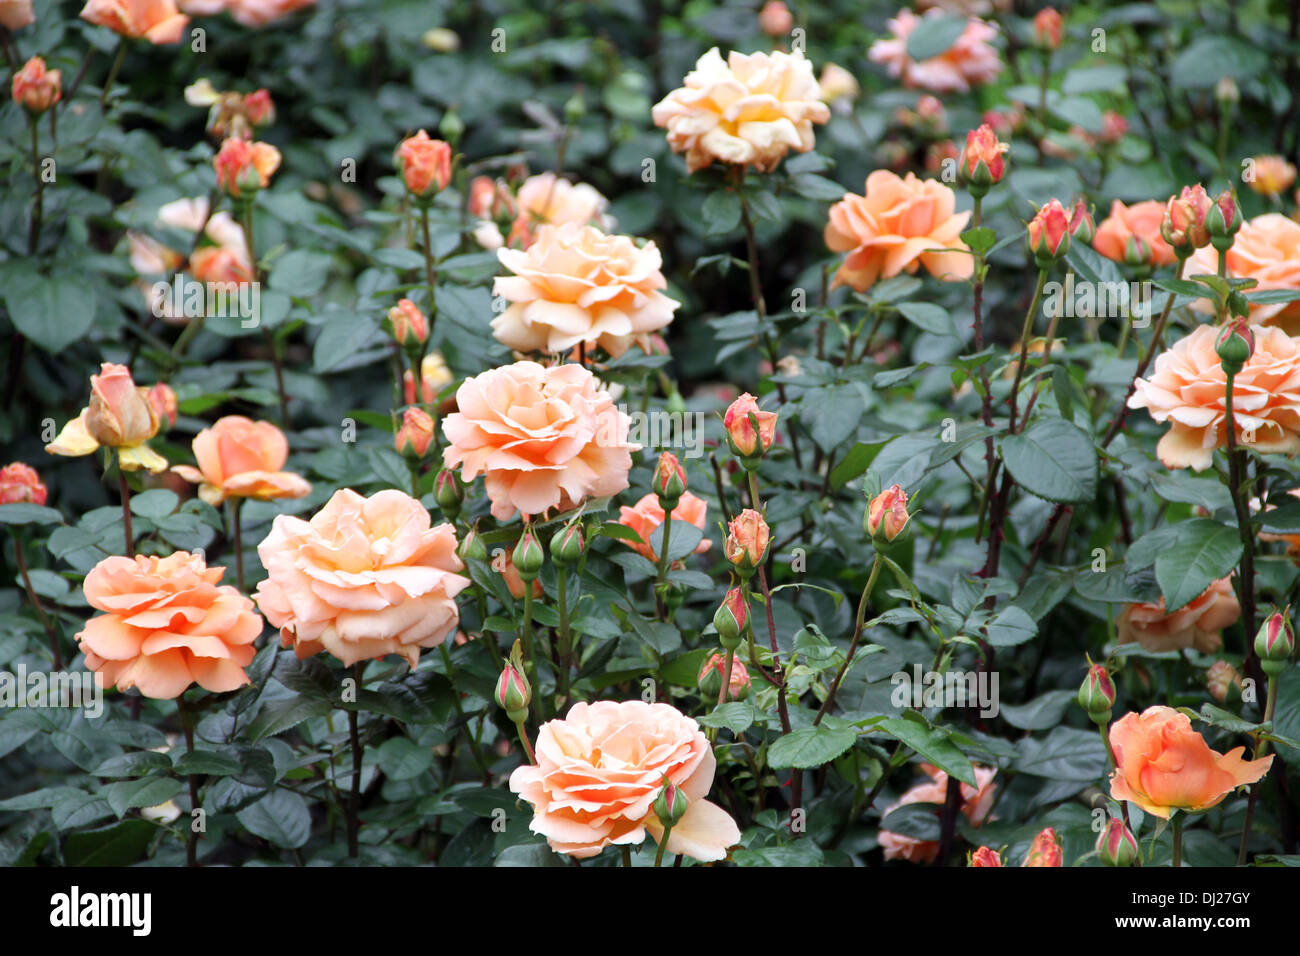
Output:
[507,172,615,248]
[12,56,60,112]
[441,360,636,522]
[879,763,997,863]
[617,491,711,562]
[0,462,48,505]
[80,0,189,43]
[508,699,741,860]
[213,137,280,197]
[1093,199,1177,268]
[173,415,311,506]
[179,0,313,26]
[78,551,262,699]
[868,10,1003,94]
[0,0,34,29]
[1127,323,1300,470]
[1116,576,1239,654]
[1187,214,1300,334]
[255,488,469,668]
[825,170,973,291]
[45,362,168,473]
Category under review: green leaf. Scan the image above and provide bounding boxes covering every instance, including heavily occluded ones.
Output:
[103,776,183,818]
[246,695,332,741]
[4,272,97,353]
[1153,521,1241,612]
[702,190,741,235]
[905,14,967,60]
[1000,690,1077,730]
[92,750,172,778]
[0,503,63,525]
[236,789,311,848]
[984,605,1038,647]
[698,701,758,735]
[960,227,996,256]
[129,489,178,521]
[376,736,434,781]
[1169,36,1269,90]
[896,301,954,336]
[1016,726,1107,781]
[1000,418,1098,503]
[62,819,155,867]
[767,724,857,770]
[269,249,332,296]
[878,714,976,785]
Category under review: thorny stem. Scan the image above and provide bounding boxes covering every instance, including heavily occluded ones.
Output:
[814,556,881,725]
[28,117,43,256]
[1237,673,1280,864]
[419,203,439,342]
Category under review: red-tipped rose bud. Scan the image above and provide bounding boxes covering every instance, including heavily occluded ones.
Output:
[653,451,687,508]
[1077,661,1116,722]
[1207,190,1242,250]
[0,463,49,506]
[214,137,280,198]
[1215,318,1254,375]
[1067,198,1095,244]
[1023,827,1062,867]
[724,509,769,576]
[1027,199,1072,266]
[395,129,453,199]
[458,529,487,563]
[512,525,545,580]
[1097,817,1139,866]
[1099,110,1128,144]
[495,662,531,723]
[1123,233,1153,270]
[395,406,435,459]
[388,298,429,348]
[865,484,911,545]
[1255,607,1295,673]
[434,468,462,516]
[12,56,61,113]
[653,777,689,829]
[1162,184,1213,255]
[960,123,1009,196]
[698,652,751,702]
[243,88,274,126]
[969,846,1004,867]
[550,518,585,567]
[1033,7,1063,50]
[723,393,778,464]
[714,587,749,650]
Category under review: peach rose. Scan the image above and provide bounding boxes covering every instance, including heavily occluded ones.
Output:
[1092,199,1176,268]
[12,57,60,112]
[1116,576,1239,654]
[214,137,281,197]
[491,223,679,359]
[508,699,741,860]
[1187,215,1300,334]
[1127,323,1300,470]
[45,363,168,473]
[652,47,829,173]
[128,197,249,279]
[1247,155,1297,198]
[78,552,262,699]
[80,0,188,43]
[179,0,313,26]
[825,170,973,291]
[0,0,34,29]
[498,552,543,600]
[441,361,636,521]
[879,763,997,863]
[817,62,860,106]
[255,489,469,668]
[1109,705,1273,819]
[508,172,615,248]
[868,10,1003,94]
[173,415,311,506]
[395,129,452,198]
[0,462,48,505]
[617,492,711,562]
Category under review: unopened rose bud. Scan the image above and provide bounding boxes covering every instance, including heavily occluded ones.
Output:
[243,88,274,126]
[550,518,585,567]
[758,0,793,37]
[1023,827,1062,867]
[1207,190,1242,250]
[865,485,910,545]
[513,526,545,580]
[439,108,465,147]
[434,468,462,516]
[960,123,1009,196]
[1033,7,1063,51]
[12,56,61,113]
[1099,110,1128,144]
[214,138,281,198]
[653,451,687,508]
[724,509,769,576]
[653,778,689,829]
[458,529,487,563]
[395,407,435,459]
[495,662,531,723]
[969,846,1003,867]
[698,652,751,701]
[713,587,749,650]
[1122,233,1153,270]
[1206,659,1244,704]
[395,129,453,198]
[388,298,429,348]
[1162,184,1213,255]
[1255,607,1295,673]
[146,382,178,429]
[1215,76,1239,106]
[1067,198,1095,244]
[0,463,49,506]
[1215,318,1254,375]
[1026,199,1072,266]
[723,393,778,464]
[422,27,460,52]
[1096,817,1139,867]
[85,364,160,448]
[1077,661,1116,722]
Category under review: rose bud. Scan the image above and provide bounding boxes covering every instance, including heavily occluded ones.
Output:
[512,525,545,581]
[698,652,751,701]
[969,846,1003,867]
[0,462,49,506]
[1122,234,1153,271]
[1099,110,1128,144]
[724,509,770,576]
[757,0,792,37]
[495,661,531,723]
[1216,76,1239,105]
[1206,659,1244,704]
[1033,7,1063,51]
[1255,607,1295,673]
[458,529,488,563]
[1215,318,1254,376]
[242,88,274,127]
[653,451,687,509]
[422,27,460,52]
[394,406,435,460]
[1067,198,1095,244]
[713,587,749,650]
[1207,190,1242,250]
[865,484,910,545]
[1077,661,1116,722]
[388,298,429,348]
[213,137,281,198]
[12,56,61,113]
[1026,199,1072,266]
[395,129,453,199]
[1161,184,1213,255]
[1023,827,1062,867]
[960,123,1009,196]
[1096,817,1139,867]
[652,778,689,829]
[723,393,778,464]
[439,108,465,146]
[85,363,161,449]
[434,468,462,517]
[147,382,178,429]
[550,518,585,567]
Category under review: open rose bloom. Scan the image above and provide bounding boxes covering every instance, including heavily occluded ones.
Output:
[618,491,711,562]
[1127,323,1300,470]
[652,47,829,173]
[825,170,973,291]
[81,0,188,42]
[507,173,615,247]
[1188,215,1300,334]
[879,763,997,863]
[173,415,312,506]
[1093,199,1176,267]
[78,552,262,699]
[255,489,469,668]
[868,9,1003,93]
[1117,576,1238,654]
[1109,706,1273,819]
[441,360,636,521]
[44,362,168,472]
[509,700,741,860]
[491,223,679,358]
